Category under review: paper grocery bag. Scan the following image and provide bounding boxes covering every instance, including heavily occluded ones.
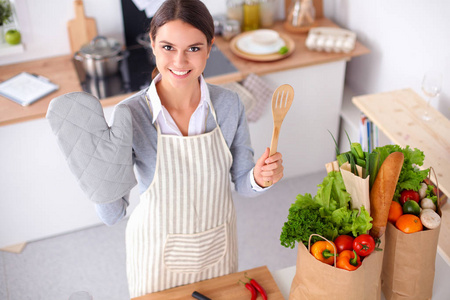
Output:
[289,235,385,300]
[340,162,371,215]
[325,161,370,214]
[381,218,441,300]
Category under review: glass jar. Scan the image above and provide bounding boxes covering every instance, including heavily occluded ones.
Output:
[286,0,315,28]
[222,19,241,41]
[243,0,260,31]
[226,0,244,24]
[259,0,277,28]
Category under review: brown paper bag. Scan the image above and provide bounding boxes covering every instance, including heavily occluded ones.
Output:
[381,212,441,300]
[289,234,385,300]
[340,162,371,215]
[381,167,442,300]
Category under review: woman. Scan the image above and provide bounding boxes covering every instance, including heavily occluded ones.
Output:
[48,0,284,297]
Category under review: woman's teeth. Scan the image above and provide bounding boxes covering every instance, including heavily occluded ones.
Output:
[171,70,189,76]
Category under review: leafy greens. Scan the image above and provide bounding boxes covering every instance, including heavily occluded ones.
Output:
[280,171,373,248]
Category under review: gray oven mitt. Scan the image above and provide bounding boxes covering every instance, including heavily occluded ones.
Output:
[46,92,137,204]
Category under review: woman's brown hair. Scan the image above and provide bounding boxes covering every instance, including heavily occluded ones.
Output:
[149,0,215,78]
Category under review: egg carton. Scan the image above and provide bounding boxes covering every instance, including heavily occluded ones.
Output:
[305,27,357,53]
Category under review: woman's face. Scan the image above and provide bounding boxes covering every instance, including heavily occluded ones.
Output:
[151,19,213,89]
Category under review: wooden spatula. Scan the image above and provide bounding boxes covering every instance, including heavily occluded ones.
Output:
[67,0,98,54]
[264,84,295,187]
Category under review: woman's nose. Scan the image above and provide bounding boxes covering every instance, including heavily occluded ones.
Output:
[174,51,187,66]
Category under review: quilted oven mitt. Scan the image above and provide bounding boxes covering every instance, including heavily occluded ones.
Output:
[46,92,137,204]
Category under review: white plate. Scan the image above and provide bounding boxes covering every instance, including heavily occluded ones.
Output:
[236,34,286,55]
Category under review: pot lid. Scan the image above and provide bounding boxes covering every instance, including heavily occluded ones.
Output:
[79,36,122,59]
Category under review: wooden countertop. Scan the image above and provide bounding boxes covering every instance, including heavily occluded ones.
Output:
[0,18,369,127]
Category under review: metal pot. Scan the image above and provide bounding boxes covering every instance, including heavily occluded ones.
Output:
[74,36,126,78]
[136,33,155,65]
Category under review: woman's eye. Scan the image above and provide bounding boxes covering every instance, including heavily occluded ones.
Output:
[189,47,200,52]
[162,45,173,51]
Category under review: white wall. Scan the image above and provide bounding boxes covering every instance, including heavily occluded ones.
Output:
[324,0,450,119]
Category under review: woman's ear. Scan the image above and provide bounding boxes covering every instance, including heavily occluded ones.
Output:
[207,37,215,58]
[150,33,155,53]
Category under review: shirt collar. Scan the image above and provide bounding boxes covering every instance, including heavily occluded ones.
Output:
[146,74,211,124]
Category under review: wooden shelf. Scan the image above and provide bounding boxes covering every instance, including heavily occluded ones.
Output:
[352,88,450,198]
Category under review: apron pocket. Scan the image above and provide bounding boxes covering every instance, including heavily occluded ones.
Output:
[163,223,227,273]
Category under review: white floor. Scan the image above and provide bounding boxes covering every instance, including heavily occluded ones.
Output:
[0,171,328,300]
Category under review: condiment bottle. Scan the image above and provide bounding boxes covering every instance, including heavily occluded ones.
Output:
[226,0,244,24]
[259,0,277,28]
[243,0,260,31]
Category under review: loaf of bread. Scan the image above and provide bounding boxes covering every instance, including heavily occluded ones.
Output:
[369,152,404,239]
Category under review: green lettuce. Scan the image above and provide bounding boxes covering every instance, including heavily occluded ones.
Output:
[280,171,373,248]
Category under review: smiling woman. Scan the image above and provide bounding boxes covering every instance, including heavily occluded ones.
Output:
[46,0,285,298]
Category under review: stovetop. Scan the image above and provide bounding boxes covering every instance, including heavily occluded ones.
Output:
[73,44,238,100]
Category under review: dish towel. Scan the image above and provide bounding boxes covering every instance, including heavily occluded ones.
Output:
[241,73,274,123]
[132,0,166,18]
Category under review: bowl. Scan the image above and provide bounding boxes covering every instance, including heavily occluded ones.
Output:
[251,29,280,45]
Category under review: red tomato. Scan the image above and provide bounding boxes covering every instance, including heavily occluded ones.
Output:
[334,235,354,254]
[400,190,420,205]
[353,234,375,257]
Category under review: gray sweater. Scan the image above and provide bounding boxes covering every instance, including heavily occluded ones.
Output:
[95,83,263,225]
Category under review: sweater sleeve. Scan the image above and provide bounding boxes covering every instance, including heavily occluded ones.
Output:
[228,92,262,197]
[94,195,129,226]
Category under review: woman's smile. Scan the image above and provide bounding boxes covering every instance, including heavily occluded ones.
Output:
[169,69,191,76]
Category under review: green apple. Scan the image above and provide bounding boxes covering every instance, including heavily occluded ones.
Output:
[5,29,21,45]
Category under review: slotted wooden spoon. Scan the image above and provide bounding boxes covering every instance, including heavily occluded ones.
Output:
[264,84,295,187]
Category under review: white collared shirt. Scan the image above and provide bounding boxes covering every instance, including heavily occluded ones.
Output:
[146,74,265,191]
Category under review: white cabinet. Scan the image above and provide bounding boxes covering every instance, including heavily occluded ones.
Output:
[249,60,347,179]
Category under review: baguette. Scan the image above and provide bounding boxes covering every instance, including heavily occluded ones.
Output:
[369,152,404,239]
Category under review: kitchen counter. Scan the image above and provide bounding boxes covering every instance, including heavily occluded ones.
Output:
[0,18,369,127]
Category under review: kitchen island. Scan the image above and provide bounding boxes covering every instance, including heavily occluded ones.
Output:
[0,18,369,249]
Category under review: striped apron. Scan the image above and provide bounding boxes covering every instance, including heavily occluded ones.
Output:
[125,104,238,298]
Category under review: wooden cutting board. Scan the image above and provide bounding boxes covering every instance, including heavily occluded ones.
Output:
[132,266,285,300]
[67,0,97,54]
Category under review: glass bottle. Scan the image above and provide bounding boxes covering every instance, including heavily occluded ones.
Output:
[243,0,260,31]
[286,0,315,28]
[226,0,244,25]
[259,0,277,28]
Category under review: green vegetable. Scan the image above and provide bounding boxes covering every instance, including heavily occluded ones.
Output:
[280,206,334,249]
[330,131,368,177]
[280,171,373,248]
[278,46,288,54]
[426,184,438,205]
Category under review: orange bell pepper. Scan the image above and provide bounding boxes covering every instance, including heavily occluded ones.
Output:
[310,240,336,265]
[336,250,362,271]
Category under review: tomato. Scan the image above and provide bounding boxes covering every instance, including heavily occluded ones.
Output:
[334,235,354,254]
[400,190,420,205]
[353,234,375,257]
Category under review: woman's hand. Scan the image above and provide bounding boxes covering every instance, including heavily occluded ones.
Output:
[254,147,284,187]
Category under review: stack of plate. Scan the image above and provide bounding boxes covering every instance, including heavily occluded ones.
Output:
[230,29,295,62]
